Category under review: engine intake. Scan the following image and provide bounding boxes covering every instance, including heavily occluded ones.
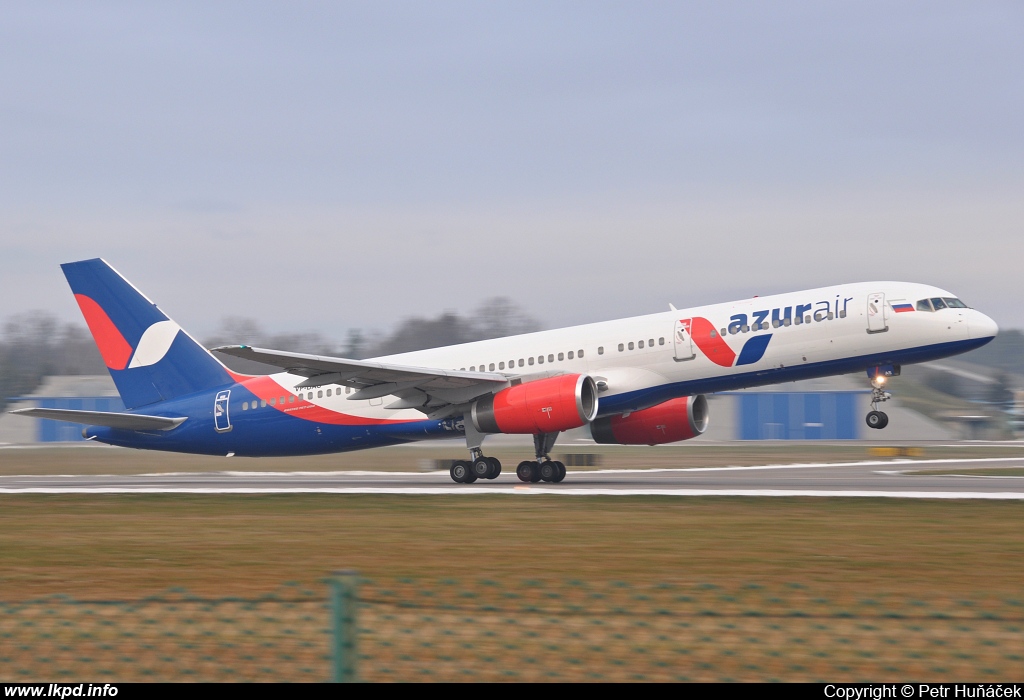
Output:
[471,374,598,434]
[591,395,709,445]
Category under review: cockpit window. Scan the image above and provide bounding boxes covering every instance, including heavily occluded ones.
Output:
[916,299,933,312]
[930,298,948,310]
[944,297,968,308]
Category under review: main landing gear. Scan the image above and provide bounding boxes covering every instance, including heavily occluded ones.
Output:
[515,433,566,483]
[450,452,502,483]
[450,421,566,484]
[865,371,892,430]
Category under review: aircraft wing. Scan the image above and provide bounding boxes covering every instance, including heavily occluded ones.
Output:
[213,345,510,410]
[10,408,187,431]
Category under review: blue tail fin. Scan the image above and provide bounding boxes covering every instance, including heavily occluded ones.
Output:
[62,258,235,409]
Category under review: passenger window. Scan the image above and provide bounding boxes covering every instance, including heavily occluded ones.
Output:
[528,357,534,365]
[784,318,792,327]
[741,325,749,333]
[618,343,624,352]
[345,387,350,394]
[638,340,644,349]
[649,338,654,346]
[721,328,728,336]
[326,389,332,397]
[839,310,846,318]
[814,312,826,322]
[659,337,664,345]
[558,352,564,361]
[578,349,584,358]
[499,361,505,370]
[548,354,554,363]
[307,393,313,400]
[519,359,524,367]
[269,397,276,405]
[252,400,258,409]
[931,298,947,310]
[470,366,475,372]
[628,342,634,350]
[597,347,603,355]
[827,312,834,320]
[710,330,717,337]
[794,316,802,325]
[489,363,495,371]
[289,395,295,403]
[773,319,780,328]
[316,391,322,399]
[242,402,248,411]
[261,399,267,407]
[567,351,574,360]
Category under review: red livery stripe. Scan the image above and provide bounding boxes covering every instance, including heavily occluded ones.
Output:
[240,375,418,426]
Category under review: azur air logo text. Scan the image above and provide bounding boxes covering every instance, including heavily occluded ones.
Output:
[681,295,853,368]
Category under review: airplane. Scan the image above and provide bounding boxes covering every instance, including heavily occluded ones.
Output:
[11,258,999,483]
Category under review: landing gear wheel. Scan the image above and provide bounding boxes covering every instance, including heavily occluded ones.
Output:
[450,460,470,483]
[866,410,889,430]
[472,457,492,480]
[539,460,558,482]
[486,457,501,479]
[552,461,566,483]
[516,461,539,483]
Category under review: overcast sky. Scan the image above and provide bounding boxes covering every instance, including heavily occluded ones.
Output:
[1,1,1021,341]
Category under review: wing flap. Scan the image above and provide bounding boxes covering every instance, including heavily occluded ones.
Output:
[10,408,187,431]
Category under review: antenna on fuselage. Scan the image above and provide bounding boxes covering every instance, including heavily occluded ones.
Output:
[669,303,677,311]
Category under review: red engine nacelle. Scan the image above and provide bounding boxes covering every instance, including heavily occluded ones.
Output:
[590,395,709,445]
[471,374,599,434]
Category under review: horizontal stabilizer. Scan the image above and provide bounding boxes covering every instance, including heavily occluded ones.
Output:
[10,408,187,431]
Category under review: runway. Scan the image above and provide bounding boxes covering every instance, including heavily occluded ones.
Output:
[2,457,1024,498]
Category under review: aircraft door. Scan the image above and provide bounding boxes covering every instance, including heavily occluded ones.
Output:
[214,390,232,432]
[674,319,696,361]
[866,293,888,334]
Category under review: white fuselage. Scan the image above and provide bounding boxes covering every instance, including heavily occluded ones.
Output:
[260,281,998,422]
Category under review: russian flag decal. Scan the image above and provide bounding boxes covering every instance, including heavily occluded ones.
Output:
[891,303,914,313]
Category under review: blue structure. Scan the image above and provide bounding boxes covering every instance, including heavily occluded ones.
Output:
[737,391,862,440]
[14,395,125,442]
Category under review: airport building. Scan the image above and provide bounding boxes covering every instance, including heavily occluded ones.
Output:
[0,375,123,444]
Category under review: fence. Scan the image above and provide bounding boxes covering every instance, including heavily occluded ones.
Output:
[2,577,1022,682]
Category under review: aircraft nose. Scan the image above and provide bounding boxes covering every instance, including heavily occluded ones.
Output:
[970,311,999,340]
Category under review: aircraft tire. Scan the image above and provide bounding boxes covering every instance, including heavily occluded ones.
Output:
[486,457,502,479]
[450,460,470,483]
[866,411,884,430]
[539,460,558,482]
[516,461,537,483]
[552,461,566,483]
[471,457,492,480]
[877,411,889,429]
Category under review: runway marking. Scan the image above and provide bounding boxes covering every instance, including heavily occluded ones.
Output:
[13,457,1024,480]
[877,470,1024,479]
[1,487,1023,499]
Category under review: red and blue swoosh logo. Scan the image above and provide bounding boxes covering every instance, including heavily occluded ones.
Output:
[682,318,772,368]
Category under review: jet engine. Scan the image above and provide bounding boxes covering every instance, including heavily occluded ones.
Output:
[471,374,599,434]
[590,395,709,445]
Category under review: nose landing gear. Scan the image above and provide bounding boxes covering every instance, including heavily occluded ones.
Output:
[865,368,895,430]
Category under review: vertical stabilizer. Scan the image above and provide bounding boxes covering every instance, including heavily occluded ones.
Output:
[61,258,235,409]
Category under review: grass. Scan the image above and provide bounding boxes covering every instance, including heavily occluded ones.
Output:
[1,495,1022,601]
